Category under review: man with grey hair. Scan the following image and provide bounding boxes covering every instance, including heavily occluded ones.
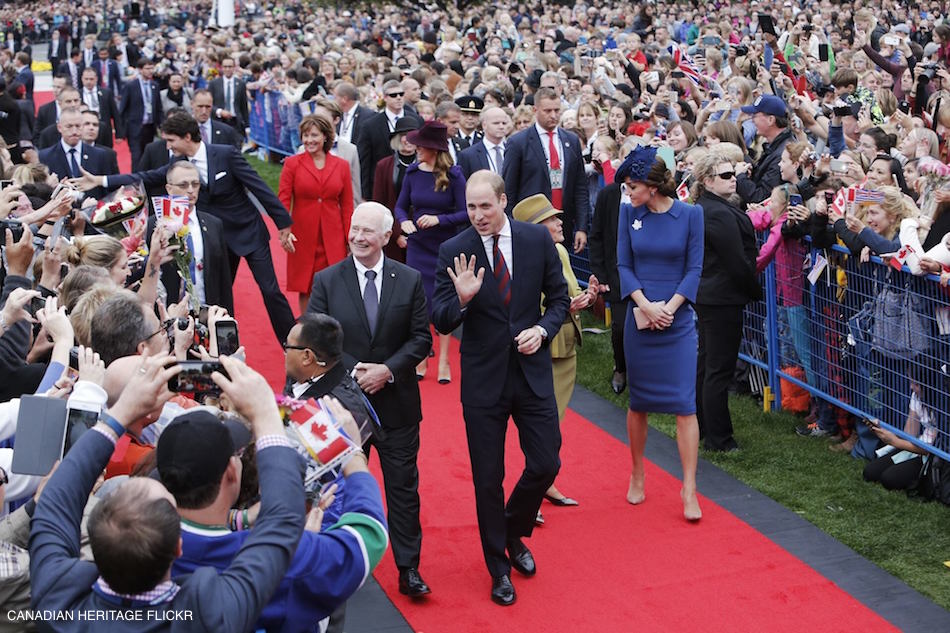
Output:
[358,81,423,199]
[306,201,433,600]
[332,82,373,147]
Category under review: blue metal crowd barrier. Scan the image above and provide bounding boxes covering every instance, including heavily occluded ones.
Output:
[249,91,323,157]
[742,240,950,463]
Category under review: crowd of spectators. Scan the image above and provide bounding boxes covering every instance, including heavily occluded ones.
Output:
[1,0,950,627]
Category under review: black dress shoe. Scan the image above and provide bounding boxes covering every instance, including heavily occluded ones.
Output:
[507,538,536,577]
[398,568,431,597]
[544,493,579,506]
[491,574,516,606]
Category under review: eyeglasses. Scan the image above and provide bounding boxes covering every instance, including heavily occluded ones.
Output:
[142,319,175,345]
[281,342,310,353]
[385,91,405,98]
[0,465,8,486]
[169,180,202,190]
[716,171,736,180]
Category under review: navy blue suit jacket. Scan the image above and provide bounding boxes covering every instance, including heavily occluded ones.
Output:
[118,77,162,136]
[456,141,494,180]
[107,144,292,256]
[38,142,114,182]
[431,221,569,407]
[16,67,33,101]
[502,126,590,234]
[91,58,122,96]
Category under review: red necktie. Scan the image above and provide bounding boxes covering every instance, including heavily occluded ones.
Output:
[547,130,562,209]
[100,61,107,88]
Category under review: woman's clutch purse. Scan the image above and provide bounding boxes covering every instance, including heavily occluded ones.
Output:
[632,307,651,330]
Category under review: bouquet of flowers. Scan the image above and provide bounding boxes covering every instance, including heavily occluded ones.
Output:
[153,195,198,309]
[89,182,149,259]
[276,395,361,498]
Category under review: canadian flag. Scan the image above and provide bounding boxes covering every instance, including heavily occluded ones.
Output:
[890,244,914,271]
[676,179,690,202]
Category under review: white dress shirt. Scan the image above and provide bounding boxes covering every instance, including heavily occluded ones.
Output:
[186,209,206,304]
[483,139,505,174]
[83,87,99,111]
[354,254,384,299]
[291,373,324,399]
[480,216,513,277]
[339,104,358,144]
[188,142,209,184]
[535,122,562,168]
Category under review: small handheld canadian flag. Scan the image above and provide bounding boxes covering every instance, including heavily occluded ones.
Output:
[890,244,915,271]
[676,179,690,202]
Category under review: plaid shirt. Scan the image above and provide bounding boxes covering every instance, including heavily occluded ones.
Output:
[95,577,181,605]
[0,541,26,578]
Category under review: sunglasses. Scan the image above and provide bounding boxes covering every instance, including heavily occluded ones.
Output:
[386,91,405,98]
[716,171,736,180]
[281,342,310,352]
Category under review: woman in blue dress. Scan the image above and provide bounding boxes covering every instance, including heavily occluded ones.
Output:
[616,146,705,521]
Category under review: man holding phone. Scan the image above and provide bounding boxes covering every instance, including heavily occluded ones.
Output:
[735,95,794,204]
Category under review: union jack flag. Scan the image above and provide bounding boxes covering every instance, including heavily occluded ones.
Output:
[667,45,703,86]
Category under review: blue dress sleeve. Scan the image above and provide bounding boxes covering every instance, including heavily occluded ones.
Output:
[443,166,469,227]
[617,203,642,298]
[674,203,705,302]
[393,167,413,224]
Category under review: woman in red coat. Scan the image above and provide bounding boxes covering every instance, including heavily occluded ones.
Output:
[279,114,354,314]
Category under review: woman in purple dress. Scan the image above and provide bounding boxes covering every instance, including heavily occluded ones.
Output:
[395,121,468,383]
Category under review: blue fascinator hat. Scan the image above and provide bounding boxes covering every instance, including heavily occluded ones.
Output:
[614,145,658,184]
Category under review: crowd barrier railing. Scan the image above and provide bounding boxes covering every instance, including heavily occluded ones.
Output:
[582,236,950,463]
[249,91,324,157]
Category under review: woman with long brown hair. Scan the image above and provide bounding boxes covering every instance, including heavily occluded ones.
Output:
[395,121,468,383]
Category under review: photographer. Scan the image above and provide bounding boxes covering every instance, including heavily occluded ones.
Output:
[28,354,308,631]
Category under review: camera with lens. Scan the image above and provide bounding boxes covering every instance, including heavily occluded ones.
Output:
[920,64,939,82]
[733,45,749,57]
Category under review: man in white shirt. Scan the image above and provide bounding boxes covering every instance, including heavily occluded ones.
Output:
[210,57,248,131]
[457,107,512,179]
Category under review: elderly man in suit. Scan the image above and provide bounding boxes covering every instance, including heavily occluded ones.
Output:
[146,161,234,313]
[502,87,590,253]
[431,170,569,606]
[209,56,248,131]
[306,202,433,599]
[73,112,296,344]
[118,58,162,171]
[457,107,511,179]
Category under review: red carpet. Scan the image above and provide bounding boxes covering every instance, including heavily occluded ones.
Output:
[229,224,896,632]
[36,84,899,630]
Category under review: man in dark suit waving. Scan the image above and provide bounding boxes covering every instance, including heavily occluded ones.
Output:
[72,112,296,343]
[502,87,590,253]
[431,171,568,606]
[306,202,433,599]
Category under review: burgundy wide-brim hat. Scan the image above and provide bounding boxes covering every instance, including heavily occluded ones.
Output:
[406,120,450,152]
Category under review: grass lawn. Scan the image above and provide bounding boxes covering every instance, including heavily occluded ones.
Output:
[576,311,950,610]
[248,155,950,609]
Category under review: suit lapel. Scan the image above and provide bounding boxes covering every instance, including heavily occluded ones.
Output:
[204,145,216,195]
[509,222,528,308]
[376,259,398,340]
[557,129,570,173]
[341,257,373,337]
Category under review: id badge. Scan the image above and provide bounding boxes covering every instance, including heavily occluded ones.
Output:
[549,168,563,190]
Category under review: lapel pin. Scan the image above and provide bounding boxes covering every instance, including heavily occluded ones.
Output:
[564,142,570,148]
[83,154,89,160]
[390,272,396,278]
[633,219,643,231]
